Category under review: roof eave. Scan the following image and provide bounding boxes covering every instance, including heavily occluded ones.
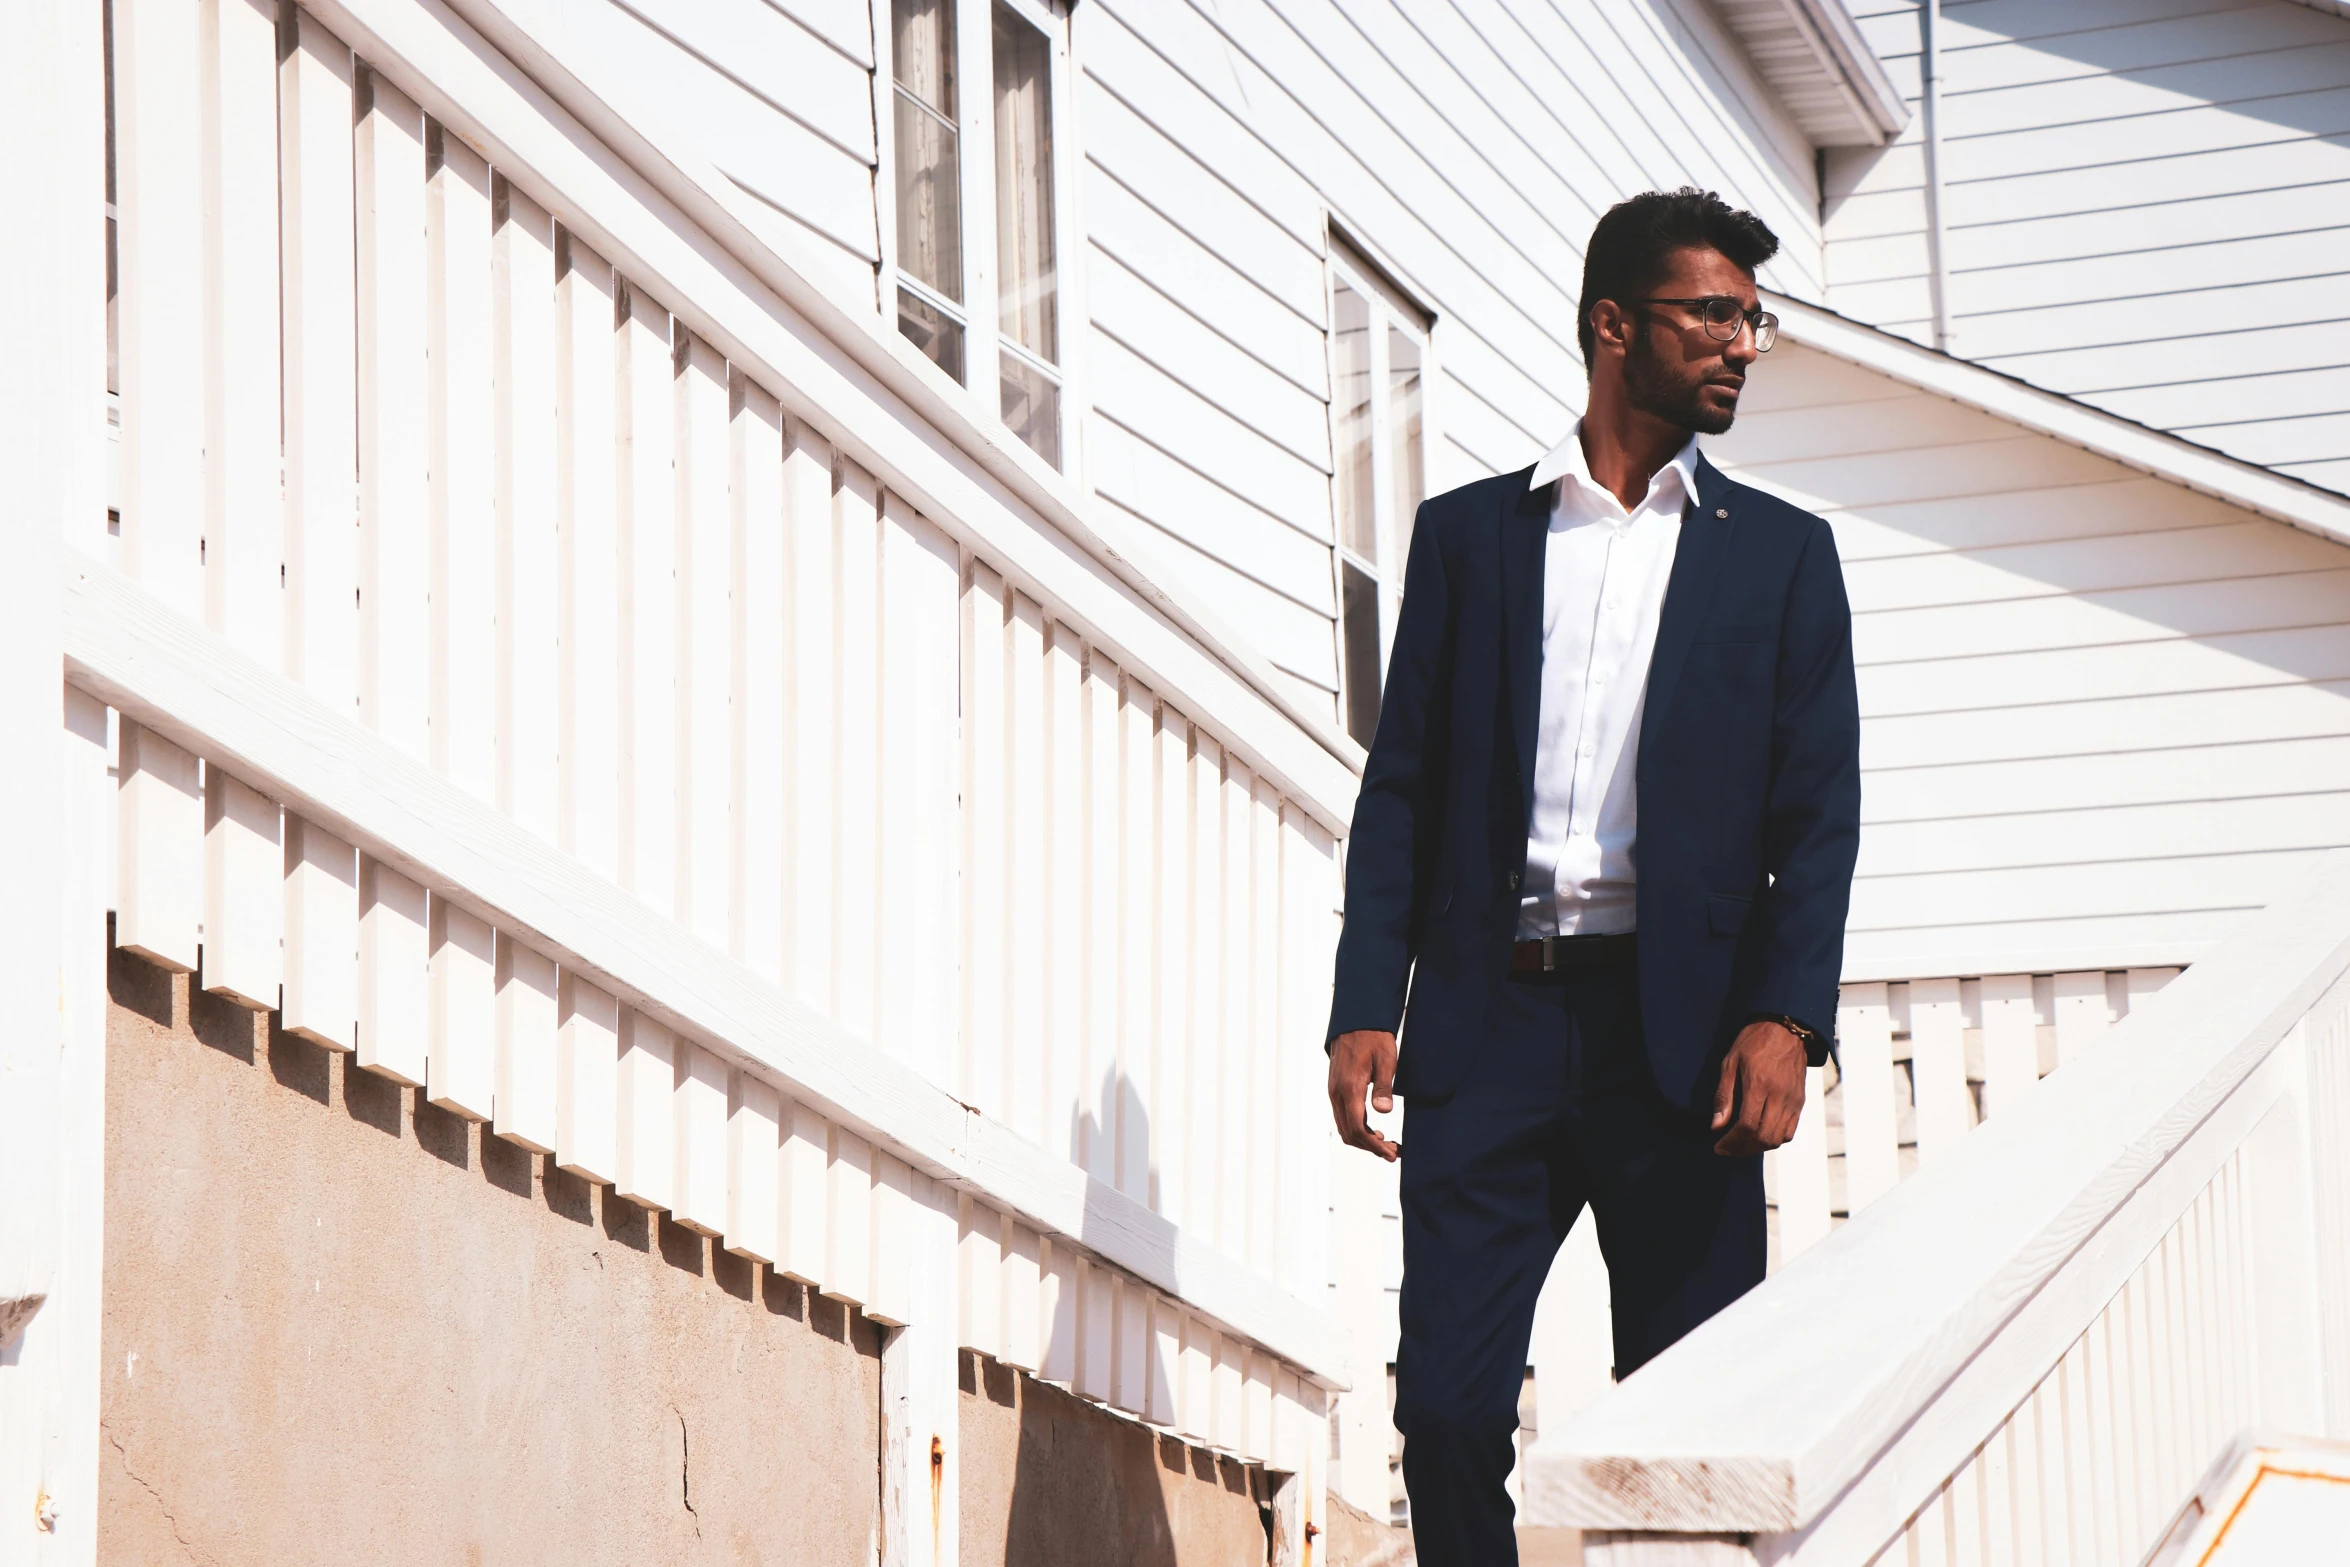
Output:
[1769,292,2350,546]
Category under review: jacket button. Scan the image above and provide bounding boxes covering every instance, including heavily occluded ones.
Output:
[1507,870,1522,892]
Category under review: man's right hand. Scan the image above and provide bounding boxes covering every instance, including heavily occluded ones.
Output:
[1328,1030,1401,1162]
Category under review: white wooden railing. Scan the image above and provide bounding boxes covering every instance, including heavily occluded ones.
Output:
[1525,852,2350,1564]
[87,0,1355,1549]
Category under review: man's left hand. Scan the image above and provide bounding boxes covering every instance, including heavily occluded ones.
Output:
[1710,1020,1808,1156]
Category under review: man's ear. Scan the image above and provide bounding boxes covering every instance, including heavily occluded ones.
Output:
[1587,298,1630,361]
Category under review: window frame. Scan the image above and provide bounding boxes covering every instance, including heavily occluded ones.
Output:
[1325,233,1435,746]
[874,0,1083,478]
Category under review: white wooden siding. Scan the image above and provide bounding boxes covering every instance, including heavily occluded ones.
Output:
[1708,340,2350,979]
[1070,0,1830,709]
[1829,0,2350,496]
[548,0,880,311]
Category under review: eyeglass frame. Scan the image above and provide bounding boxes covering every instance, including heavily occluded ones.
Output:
[1630,296,1778,352]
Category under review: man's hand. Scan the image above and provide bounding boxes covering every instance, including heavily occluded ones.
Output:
[1328,1030,1401,1162]
[1711,1020,1808,1156]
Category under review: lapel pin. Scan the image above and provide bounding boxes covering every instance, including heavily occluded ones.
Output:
[1714,507,1729,519]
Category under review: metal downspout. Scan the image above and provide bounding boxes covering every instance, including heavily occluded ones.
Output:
[1921,0,1953,352]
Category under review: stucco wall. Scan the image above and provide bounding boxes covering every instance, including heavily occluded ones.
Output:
[97,948,884,1566]
[956,1350,1270,1567]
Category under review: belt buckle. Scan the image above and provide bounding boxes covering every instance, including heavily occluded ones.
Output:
[1541,934,1557,973]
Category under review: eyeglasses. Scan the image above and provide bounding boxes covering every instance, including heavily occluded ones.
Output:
[1634,296,1778,352]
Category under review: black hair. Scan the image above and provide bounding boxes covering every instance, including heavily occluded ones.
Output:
[1577,188,1779,364]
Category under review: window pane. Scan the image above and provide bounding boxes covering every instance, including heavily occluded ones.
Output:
[1332,282,1374,564]
[1001,354,1061,467]
[992,4,1057,365]
[1388,325,1423,568]
[1342,560,1383,745]
[893,91,962,304]
[892,0,955,115]
[898,285,966,380]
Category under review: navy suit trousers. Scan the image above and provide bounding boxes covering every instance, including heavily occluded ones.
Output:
[1393,962,1766,1566]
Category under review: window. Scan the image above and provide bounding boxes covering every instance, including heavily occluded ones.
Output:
[886,0,1068,468]
[1328,239,1430,746]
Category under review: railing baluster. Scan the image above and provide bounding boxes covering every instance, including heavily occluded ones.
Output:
[282,813,357,1051]
[357,858,430,1086]
[426,893,495,1117]
[554,970,618,1184]
[492,932,557,1152]
[201,766,282,1011]
[493,177,560,844]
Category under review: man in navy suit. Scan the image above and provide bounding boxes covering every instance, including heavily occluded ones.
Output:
[1324,189,1861,1565]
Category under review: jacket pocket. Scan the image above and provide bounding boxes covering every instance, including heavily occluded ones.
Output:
[1707,893,1753,935]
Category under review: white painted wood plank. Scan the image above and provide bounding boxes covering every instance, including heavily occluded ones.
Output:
[615,1006,677,1210]
[1114,1274,1149,1416]
[494,176,560,843]
[825,1126,872,1306]
[672,1036,730,1236]
[355,70,432,761]
[1084,650,1123,1186]
[876,495,960,1079]
[733,373,787,983]
[1154,707,1193,1228]
[201,766,281,1011]
[959,1196,1004,1361]
[1245,1350,1276,1464]
[1774,1065,1834,1267]
[962,563,1009,1122]
[776,1097,830,1286]
[281,814,357,1050]
[1006,595,1049,1144]
[357,857,431,1086]
[1003,1221,1043,1374]
[1079,1256,1115,1404]
[617,283,677,917]
[117,714,203,979]
[204,0,283,669]
[427,894,496,1116]
[719,1066,784,1259]
[1278,809,1336,1298]
[1041,1237,1079,1386]
[1837,985,1901,1216]
[427,125,498,802]
[595,0,874,160]
[1046,621,1086,1167]
[1149,1292,1183,1429]
[1181,1311,1214,1444]
[1214,1329,1245,1455]
[279,11,359,714]
[1249,777,1281,1279]
[493,932,559,1152]
[1221,759,1255,1260]
[556,235,622,879]
[833,461,881,1040]
[1120,680,1158,1205]
[112,0,208,620]
[1908,977,1972,1166]
[555,969,619,1183]
[784,420,836,1014]
[868,1149,913,1328]
[1189,733,1225,1245]
[1979,974,2040,1123]
[675,329,732,946]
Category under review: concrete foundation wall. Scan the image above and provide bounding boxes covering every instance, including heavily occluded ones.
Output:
[97,951,884,1566]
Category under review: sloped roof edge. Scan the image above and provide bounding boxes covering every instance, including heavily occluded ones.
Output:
[1708,0,1910,147]
[1771,292,2350,547]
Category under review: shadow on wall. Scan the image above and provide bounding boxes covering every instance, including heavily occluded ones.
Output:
[960,1350,1273,1567]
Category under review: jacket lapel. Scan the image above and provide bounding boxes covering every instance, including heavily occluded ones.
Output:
[1641,454,1737,769]
[1501,465,1549,825]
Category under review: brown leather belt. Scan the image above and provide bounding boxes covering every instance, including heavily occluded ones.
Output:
[1509,931,1638,977]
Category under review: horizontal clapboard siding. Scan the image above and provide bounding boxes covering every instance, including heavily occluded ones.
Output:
[1706,342,2350,979]
[553,0,878,310]
[1076,0,1828,708]
[1827,0,2350,497]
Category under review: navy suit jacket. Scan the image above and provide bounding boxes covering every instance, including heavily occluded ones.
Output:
[1325,453,1861,1110]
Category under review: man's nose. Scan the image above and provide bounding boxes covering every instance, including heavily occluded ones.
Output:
[1723,324,1761,369]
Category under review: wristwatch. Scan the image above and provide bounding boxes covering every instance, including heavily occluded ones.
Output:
[1751,1012,1832,1068]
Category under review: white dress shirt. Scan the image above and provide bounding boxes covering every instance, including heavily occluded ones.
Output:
[1516,421,1700,939]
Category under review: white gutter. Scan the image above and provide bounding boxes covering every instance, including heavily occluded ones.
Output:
[1791,0,1910,145]
[1771,292,2350,545]
[1919,0,1953,351]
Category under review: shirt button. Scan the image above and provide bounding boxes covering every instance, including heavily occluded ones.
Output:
[1508,869,1523,891]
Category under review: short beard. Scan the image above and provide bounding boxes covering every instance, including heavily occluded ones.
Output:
[1624,326,1738,436]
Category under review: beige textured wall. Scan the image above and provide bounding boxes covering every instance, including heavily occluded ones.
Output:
[98,949,883,1567]
[956,1351,1269,1567]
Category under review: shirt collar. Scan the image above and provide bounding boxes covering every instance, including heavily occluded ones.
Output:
[1528,418,1700,517]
